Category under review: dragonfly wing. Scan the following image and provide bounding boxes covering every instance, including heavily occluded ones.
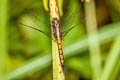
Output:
[24,9,50,25]
[62,18,86,39]
[61,5,81,30]
[20,23,51,38]
[24,8,51,31]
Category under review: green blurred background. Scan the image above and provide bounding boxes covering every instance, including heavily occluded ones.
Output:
[0,0,120,80]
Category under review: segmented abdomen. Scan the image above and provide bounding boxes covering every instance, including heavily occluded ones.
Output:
[58,42,64,71]
[52,18,64,71]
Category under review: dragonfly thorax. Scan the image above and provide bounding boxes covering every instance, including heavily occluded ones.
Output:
[52,18,60,28]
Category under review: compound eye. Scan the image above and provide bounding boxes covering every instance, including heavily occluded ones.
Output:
[52,21,55,24]
[57,20,60,24]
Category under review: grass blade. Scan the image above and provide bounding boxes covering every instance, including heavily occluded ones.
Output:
[101,27,120,80]
[0,0,8,79]
[49,0,65,80]
[84,1,102,80]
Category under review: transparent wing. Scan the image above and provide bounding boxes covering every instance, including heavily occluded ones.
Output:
[62,17,86,39]
[61,4,86,39]
[61,5,81,30]
[23,8,51,32]
[24,9,50,26]
[21,8,51,35]
[19,23,51,38]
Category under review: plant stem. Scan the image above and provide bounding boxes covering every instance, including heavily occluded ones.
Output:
[84,0,102,80]
[101,28,120,80]
[49,0,65,80]
[0,0,8,79]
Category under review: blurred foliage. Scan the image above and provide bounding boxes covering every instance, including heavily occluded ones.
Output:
[0,0,120,80]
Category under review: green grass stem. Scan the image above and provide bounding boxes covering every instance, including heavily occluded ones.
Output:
[84,1,102,80]
[49,0,65,80]
[101,26,120,80]
[0,0,8,79]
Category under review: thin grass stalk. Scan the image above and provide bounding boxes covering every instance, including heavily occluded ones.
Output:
[109,59,120,80]
[84,0,102,80]
[49,0,65,80]
[0,0,8,79]
[101,27,120,80]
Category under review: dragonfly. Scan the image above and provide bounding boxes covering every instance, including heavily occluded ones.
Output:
[20,5,85,71]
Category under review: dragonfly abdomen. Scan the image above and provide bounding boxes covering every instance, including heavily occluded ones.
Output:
[52,18,65,71]
[58,42,64,71]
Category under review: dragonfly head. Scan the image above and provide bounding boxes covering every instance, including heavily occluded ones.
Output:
[52,18,60,27]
